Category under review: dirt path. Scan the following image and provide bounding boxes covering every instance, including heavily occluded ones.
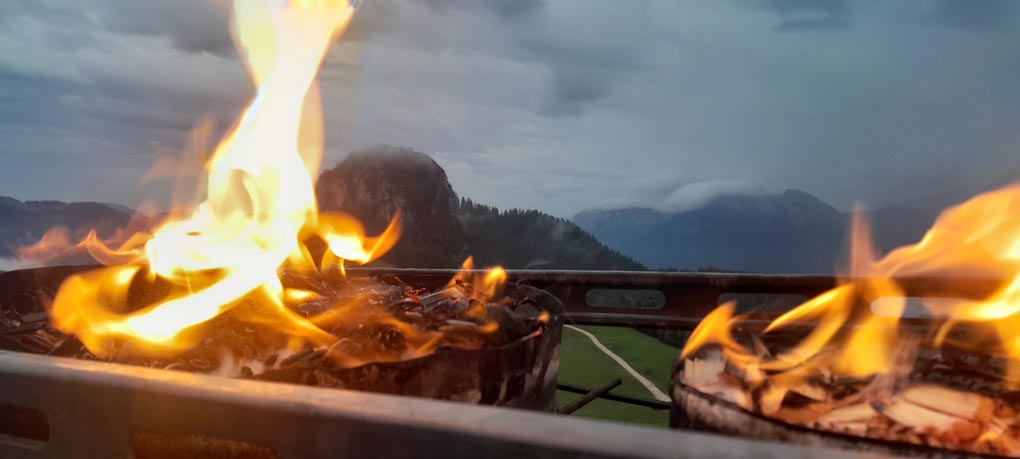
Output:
[564,325,670,402]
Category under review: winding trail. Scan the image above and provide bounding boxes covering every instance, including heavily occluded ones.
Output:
[564,325,670,402]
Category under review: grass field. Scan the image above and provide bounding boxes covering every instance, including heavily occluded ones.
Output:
[555,326,680,427]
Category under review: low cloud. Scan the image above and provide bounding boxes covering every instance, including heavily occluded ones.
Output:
[659,179,762,213]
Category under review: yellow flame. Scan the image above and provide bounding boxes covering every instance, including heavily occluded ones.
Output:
[683,183,1020,391]
[45,0,411,356]
[681,301,740,359]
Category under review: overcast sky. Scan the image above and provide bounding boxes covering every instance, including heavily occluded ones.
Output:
[2,0,1020,218]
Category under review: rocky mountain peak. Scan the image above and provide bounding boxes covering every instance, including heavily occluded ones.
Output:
[316,146,467,268]
[316,146,642,270]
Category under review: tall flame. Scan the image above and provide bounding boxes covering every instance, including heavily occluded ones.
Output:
[683,184,1020,388]
[47,0,405,356]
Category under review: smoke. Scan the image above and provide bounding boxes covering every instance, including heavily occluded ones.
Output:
[0,257,39,272]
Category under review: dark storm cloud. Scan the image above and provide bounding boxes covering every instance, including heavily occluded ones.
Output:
[540,65,615,116]
[517,2,654,117]
[0,66,228,163]
[0,71,83,130]
[413,0,545,18]
[0,70,160,204]
[0,0,85,23]
[2,0,232,57]
[344,0,645,117]
[931,0,1016,31]
[484,0,547,18]
[93,0,235,57]
[0,0,97,51]
[773,15,850,32]
[758,0,848,16]
[743,0,853,32]
[0,0,249,205]
[5,0,1020,220]
[0,55,240,151]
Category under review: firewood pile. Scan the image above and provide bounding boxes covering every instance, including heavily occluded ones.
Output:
[677,333,1020,457]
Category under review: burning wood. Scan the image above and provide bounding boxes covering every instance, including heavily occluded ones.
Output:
[899,384,994,422]
[677,327,1020,455]
[683,353,753,411]
[816,403,874,424]
[676,346,1020,456]
[674,185,1020,457]
[0,265,563,410]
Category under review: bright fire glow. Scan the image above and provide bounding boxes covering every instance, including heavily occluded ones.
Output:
[29,0,504,359]
[683,184,1020,388]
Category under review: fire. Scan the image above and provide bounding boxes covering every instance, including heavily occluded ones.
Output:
[683,184,1020,390]
[31,0,505,360]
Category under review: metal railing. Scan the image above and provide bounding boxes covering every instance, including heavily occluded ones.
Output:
[0,351,876,459]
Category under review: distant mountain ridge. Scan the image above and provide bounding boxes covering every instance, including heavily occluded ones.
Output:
[0,197,133,258]
[1,148,641,271]
[317,146,644,270]
[457,200,644,270]
[4,148,940,275]
[574,189,938,274]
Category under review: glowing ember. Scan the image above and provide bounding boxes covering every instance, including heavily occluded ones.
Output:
[19,0,509,361]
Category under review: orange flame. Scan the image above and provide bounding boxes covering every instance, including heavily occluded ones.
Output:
[39,0,432,357]
[684,184,1020,389]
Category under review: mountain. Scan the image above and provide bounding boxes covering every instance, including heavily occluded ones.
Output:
[316,146,643,270]
[457,200,644,270]
[317,146,470,268]
[575,190,847,273]
[0,197,133,258]
[574,190,942,274]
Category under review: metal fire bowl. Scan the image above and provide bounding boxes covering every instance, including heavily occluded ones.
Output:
[0,266,563,412]
[671,365,996,459]
[257,283,563,412]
